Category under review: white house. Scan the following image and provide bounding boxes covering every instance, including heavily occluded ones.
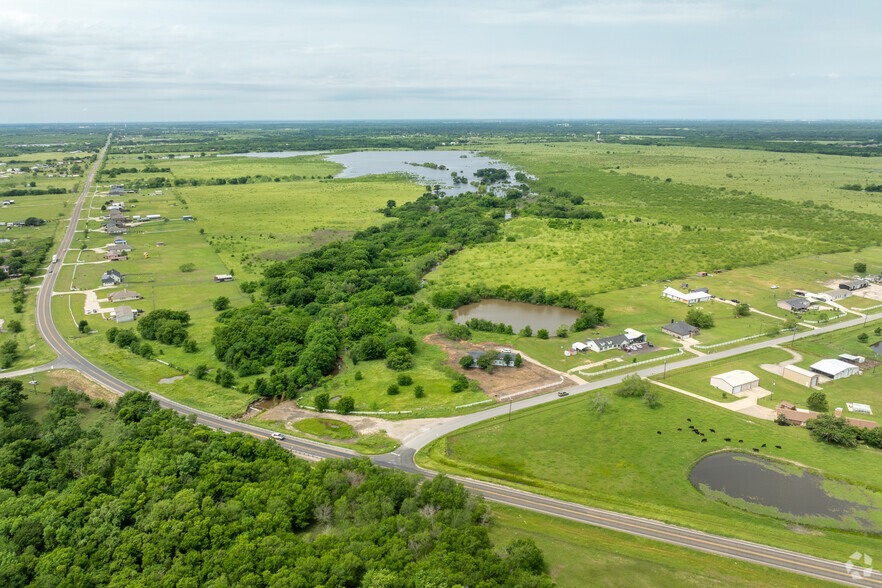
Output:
[811,290,851,303]
[710,370,760,395]
[810,359,859,380]
[662,287,711,304]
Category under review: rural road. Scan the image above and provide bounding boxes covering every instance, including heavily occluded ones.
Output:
[29,135,881,586]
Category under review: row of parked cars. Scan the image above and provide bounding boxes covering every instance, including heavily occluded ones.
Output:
[623,342,653,352]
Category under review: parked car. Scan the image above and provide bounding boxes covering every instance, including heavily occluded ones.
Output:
[271,432,285,440]
[647,342,654,347]
[557,390,569,397]
[731,299,740,304]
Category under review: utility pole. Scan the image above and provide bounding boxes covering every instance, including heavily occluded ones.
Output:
[508,398,513,422]
[663,358,668,380]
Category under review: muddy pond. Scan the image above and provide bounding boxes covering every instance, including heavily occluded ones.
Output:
[452,299,581,334]
[690,452,882,531]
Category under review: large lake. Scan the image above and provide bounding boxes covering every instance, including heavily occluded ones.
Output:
[324,150,525,196]
[691,452,880,531]
[452,299,581,334]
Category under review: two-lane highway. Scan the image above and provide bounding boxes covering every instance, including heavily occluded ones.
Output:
[29,134,879,585]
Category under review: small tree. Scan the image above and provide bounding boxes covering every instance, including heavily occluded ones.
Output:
[77,319,89,334]
[537,329,549,340]
[6,320,23,333]
[193,364,208,379]
[519,325,532,337]
[476,353,494,370]
[590,392,610,414]
[734,303,750,317]
[314,392,330,412]
[337,396,355,415]
[616,374,650,397]
[807,391,829,412]
[386,384,400,396]
[556,324,569,338]
[858,332,870,343]
[386,348,413,371]
[783,316,799,330]
[685,308,715,329]
[642,390,661,408]
[775,412,790,426]
[182,339,198,353]
[397,374,413,386]
[213,296,230,311]
[854,262,867,274]
[514,354,523,367]
[459,355,475,369]
[414,385,425,398]
[875,326,882,336]
[354,371,363,381]
[451,375,468,393]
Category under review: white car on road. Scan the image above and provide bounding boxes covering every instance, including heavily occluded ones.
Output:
[271,432,285,440]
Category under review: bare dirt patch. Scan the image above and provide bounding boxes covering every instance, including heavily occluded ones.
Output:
[46,369,118,402]
[252,403,453,443]
[424,334,573,400]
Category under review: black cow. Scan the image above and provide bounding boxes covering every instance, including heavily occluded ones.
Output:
[775,445,782,449]
[724,437,731,442]
[657,431,662,435]
[701,438,708,443]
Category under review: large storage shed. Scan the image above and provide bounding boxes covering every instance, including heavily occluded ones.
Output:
[710,370,760,395]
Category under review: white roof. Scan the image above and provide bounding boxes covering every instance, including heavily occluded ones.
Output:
[624,328,644,340]
[712,370,759,387]
[848,402,872,414]
[783,365,816,378]
[811,359,857,376]
[571,342,588,350]
[663,287,710,302]
[839,353,865,362]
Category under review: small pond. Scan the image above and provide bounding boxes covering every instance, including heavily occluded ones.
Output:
[452,299,581,334]
[324,150,526,196]
[691,452,882,531]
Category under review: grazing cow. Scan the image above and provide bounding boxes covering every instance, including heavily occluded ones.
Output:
[709,429,715,433]
[701,438,708,442]
[700,433,705,437]
[657,431,662,435]
[761,443,766,448]
[738,440,743,443]
[687,418,691,422]
[688,425,694,429]
[677,428,682,431]
[753,448,759,452]
[724,438,731,442]
[775,445,782,449]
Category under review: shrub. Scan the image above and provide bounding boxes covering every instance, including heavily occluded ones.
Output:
[451,374,468,393]
[315,392,330,412]
[397,374,413,386]
[556,325,569,338]
[519,325,532,337]
[179,263,196,272]
[182,339,198,353]
[387,384,400,396]
[858,332,869,343]
[439,323,472,341]
[337,396,355,414]
[386,348,413,371]
[193,364,208,379]
[807,391,829,412]
[138,342,154,359]
[459,355,474,369]
[537,329,549,340]
[214,368,235,388]
[807,414,859,447]
[77,320,89,334]
[855,262,867,273]
[354,371,363,381]
[414,385,425,398]
[105,327,119,343]
[642,390,661,408]
[616,374,649,397]
[685,308,715,329]
[513,354,522,367]
[6,320,22,333]
[213,296,230,311]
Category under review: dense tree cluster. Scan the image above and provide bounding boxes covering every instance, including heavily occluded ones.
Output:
[0,388,551,587]
[3,238,53,280]
[137,309,192,346]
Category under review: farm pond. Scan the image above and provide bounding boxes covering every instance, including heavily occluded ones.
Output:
[452,299,581,334]
[690,452,882,532]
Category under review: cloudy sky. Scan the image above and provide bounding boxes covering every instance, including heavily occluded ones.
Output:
[2,0,880,122]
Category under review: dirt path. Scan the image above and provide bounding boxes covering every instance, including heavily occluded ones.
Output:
[759,344,803,376]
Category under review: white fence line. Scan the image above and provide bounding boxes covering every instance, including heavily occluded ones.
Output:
[498,376,565,401]
[802,312,847,324]
[579,349,685,377]
[692,328,797,349]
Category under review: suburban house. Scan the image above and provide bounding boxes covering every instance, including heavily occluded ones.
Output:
[108,289,141,303]
[107,225,127,235]
[661,320,700,339]
[810,359,860,380]
[811,290,851,303]
[586,329,645,352]
[107,243,132,253]
[107,209,124,221]
[662,286,711,304]
[777,298,812,313]
[777,402,878,429]
[782,365,819,387]
[113,238,127,245]
[113,305,134,323]
[103,252,127,261]
[101,269,123,286]
[214,274,234,282]
[839,279,870,291]
[709,370,760,395]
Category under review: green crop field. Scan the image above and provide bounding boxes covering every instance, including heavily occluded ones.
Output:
[418,383,882,561]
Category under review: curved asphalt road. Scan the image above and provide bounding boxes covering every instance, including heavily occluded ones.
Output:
[32,135,880,586]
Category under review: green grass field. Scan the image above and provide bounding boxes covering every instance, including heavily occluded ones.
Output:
[488,504,838,588]
[417,383,882,561]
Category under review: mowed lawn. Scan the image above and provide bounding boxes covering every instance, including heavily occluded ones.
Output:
[419,386,882,560]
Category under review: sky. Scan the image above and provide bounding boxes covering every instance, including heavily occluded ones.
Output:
[1,0,880,123]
